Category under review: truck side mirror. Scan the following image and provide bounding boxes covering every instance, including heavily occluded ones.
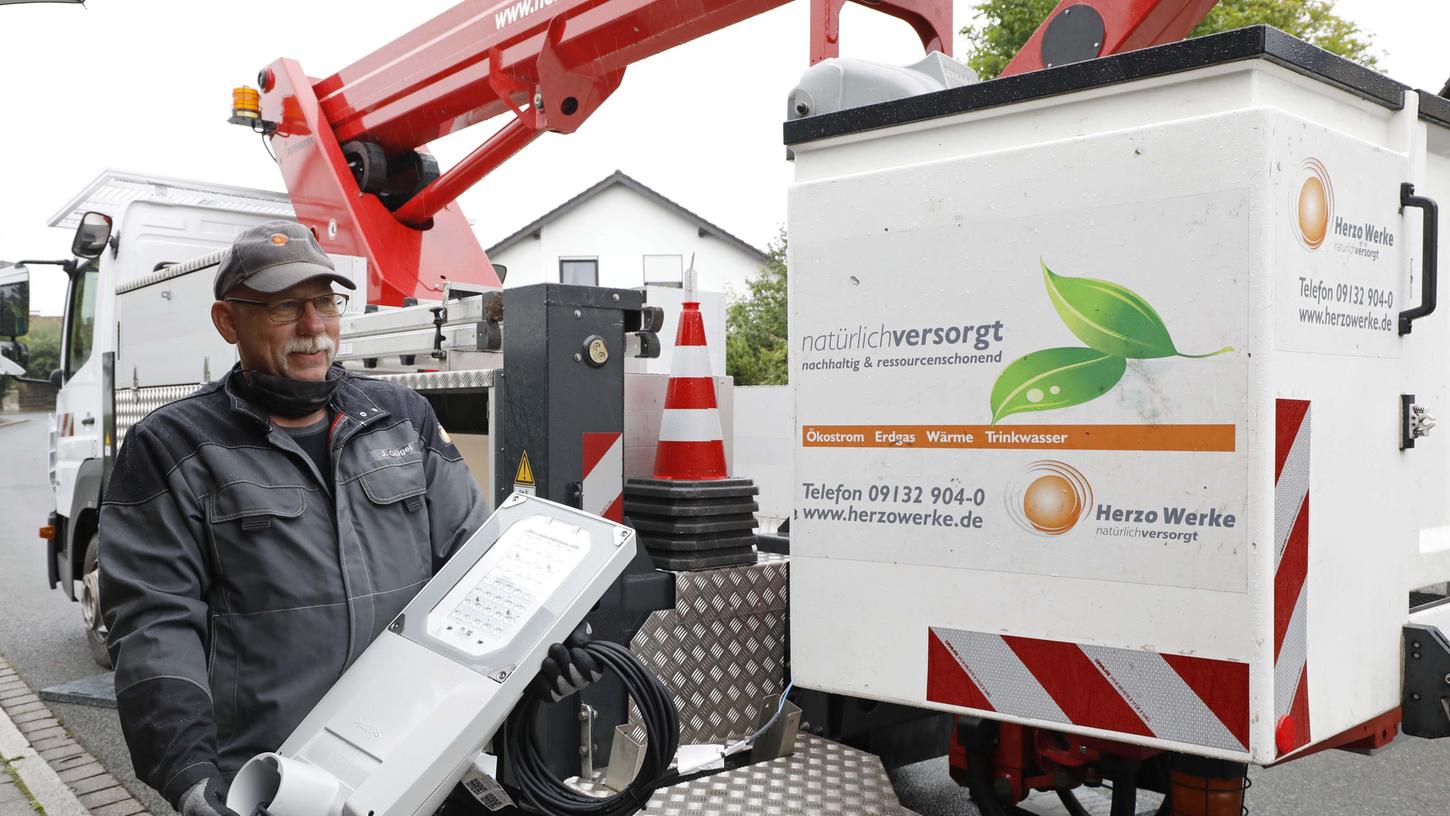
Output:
[0,263,30,337]
[71,212,113,259]
[48,368,63,388]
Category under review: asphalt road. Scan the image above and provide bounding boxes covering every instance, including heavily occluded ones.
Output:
[0,410,1446,816]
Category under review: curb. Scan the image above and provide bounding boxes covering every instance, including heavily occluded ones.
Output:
[0,659,149,816]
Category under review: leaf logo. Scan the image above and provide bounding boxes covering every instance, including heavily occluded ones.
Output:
[990,347,1124,424]
[1294,158,1333,251]
[1006,460,1093,536]
[990,262,1232,423]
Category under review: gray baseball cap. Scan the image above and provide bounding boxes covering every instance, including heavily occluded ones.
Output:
[213,220,358,300]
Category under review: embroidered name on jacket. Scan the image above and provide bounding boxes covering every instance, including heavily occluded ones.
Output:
[370,443,417,461]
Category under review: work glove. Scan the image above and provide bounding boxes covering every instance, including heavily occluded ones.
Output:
[533,622,603,701]
[179,775,241,816]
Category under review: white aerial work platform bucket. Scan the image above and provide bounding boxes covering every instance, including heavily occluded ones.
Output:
[785,26,1450,766]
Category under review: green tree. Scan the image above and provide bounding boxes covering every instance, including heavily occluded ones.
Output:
[0,316,60,398]
[726,229,789,386]
[962,0,1377,81]
[21,316,63,380]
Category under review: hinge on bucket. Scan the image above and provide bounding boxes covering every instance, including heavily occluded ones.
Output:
[1402,623,1450,738]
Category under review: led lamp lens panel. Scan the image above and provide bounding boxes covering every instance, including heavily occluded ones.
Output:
[427,515,590,656]
[229,496,636,816]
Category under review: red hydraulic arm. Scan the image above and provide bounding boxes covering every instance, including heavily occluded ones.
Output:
[251,0,952,305]
[1000,0,1218,77]
[248,0,1213,306]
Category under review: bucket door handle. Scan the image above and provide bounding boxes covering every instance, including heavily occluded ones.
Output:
[1399,182,1439,335]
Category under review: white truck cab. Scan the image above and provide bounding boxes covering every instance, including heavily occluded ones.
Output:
[30,171,299,665]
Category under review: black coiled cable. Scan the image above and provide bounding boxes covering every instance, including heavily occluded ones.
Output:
[503,640,680,816]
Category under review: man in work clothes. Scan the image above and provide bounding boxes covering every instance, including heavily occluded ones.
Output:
[100,221,596,816]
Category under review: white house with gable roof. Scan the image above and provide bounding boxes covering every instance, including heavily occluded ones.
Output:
[483,170,768,299]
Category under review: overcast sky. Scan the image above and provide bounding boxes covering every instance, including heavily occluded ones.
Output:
[2,0,1447,315]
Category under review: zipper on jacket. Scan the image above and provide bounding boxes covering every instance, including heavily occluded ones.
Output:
[206,613,217,675]
[265,417,353,664]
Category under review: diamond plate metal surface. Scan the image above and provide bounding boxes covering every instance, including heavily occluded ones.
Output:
[628,553,788,744]
[115,383,206,449]
[571,734,918,816]
[370,368,496,392]
[116,251,225,295]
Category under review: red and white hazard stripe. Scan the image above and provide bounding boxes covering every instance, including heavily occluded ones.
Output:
[582,431,623,522]
[1273,399,1311,755]
[927,627,1250,753]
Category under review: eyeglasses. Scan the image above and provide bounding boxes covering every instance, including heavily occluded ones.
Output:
[225,293,350,323]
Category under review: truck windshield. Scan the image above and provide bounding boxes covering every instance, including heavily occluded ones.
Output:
[65,260,99,375]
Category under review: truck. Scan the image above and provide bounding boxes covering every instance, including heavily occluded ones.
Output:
[5,175,325,667]
[4,0,1450,814]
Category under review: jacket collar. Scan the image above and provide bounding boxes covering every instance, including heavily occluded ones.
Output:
[329,374,388,427]
[220,366,270,426]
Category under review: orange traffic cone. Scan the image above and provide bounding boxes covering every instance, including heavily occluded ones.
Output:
[652,300,728,480]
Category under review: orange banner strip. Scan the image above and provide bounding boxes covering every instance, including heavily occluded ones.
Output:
[801,424,1236,452]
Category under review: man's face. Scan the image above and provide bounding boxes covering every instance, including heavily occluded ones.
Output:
[211,280,340,381]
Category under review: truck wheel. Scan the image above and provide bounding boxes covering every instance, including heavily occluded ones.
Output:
[81,533,112,669]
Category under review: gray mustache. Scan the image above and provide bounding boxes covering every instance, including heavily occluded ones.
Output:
[283,335,335,355]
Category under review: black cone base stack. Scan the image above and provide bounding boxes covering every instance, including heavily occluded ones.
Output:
[624,477,760,570]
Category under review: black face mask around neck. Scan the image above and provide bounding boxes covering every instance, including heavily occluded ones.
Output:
[235,366,343,419]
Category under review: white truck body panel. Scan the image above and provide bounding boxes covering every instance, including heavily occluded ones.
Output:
[787,60,1447,764]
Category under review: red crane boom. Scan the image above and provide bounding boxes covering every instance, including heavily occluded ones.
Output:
[247,0,1214,306]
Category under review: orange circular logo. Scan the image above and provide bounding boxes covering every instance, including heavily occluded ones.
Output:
[1294,158,1333,251]
[1007,461,1092,537]
[270,233,289,246]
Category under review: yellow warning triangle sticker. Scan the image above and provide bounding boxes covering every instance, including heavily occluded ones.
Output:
[514,451,535,486]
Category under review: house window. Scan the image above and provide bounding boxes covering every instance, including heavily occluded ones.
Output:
[643,254,683,287]
[560,257,598,286]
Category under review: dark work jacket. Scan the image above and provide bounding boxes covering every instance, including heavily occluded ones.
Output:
[99,365,486,806]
